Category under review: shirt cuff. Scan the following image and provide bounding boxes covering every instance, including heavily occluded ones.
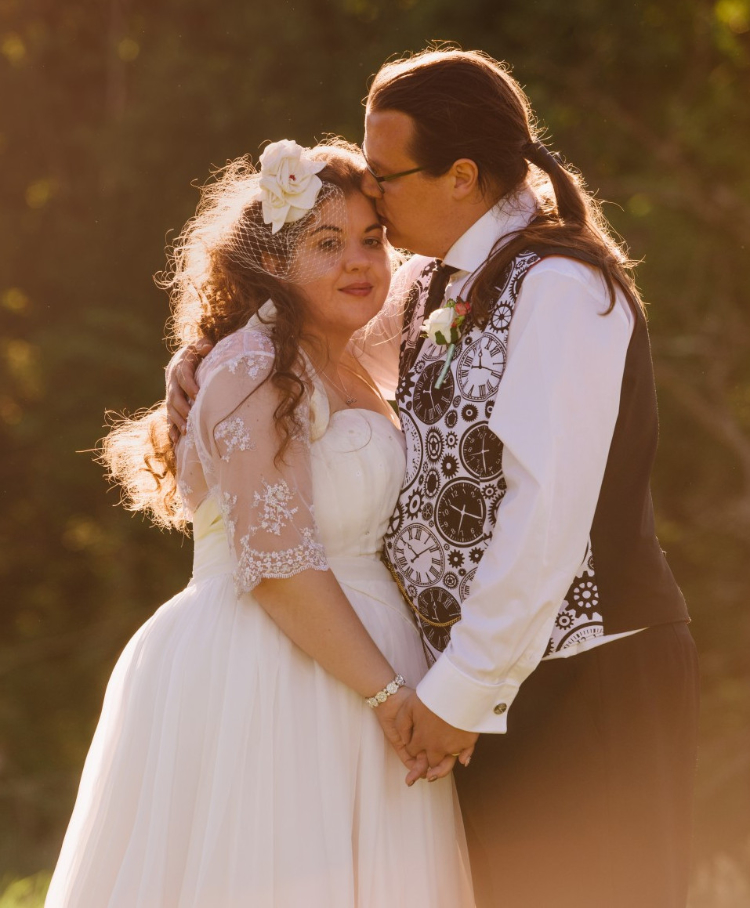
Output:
[415,653,521,733]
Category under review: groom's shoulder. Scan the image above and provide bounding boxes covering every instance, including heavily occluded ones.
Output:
[519,253,634,326]
[523,253,610,299]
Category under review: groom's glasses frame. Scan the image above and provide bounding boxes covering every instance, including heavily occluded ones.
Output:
[364,162,425,193]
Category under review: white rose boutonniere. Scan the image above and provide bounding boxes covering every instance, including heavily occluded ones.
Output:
[421,298,472,388]
[258,139,327,234]
[422,306,456,346]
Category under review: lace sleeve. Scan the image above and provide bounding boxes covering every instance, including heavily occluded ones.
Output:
[191,329,329,594]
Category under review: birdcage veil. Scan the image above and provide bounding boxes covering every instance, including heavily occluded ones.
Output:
[221,140,349,285]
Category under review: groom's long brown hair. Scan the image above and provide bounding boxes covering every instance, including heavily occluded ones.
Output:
[367,47,643,322]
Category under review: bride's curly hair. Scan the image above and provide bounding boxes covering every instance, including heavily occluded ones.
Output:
[101,140,366,530]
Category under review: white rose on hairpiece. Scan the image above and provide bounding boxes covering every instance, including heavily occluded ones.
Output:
[258,139,327,234]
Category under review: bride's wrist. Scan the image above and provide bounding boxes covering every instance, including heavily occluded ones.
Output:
[364,673,406,710]
[370,684,412,723]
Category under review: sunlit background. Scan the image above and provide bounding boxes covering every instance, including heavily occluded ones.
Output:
[1,1,749,904]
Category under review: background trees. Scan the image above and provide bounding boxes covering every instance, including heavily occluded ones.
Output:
[1,0,748,895]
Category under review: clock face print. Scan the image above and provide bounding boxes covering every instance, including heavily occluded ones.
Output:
[399,410,423,487]
[435,479,486,546]
[413,361,455,425]
[400,285,421,349]
[460,422,503,480]
[421,339,445,361]
[459,567,477,602]
[456,335,506,401]
[391,523,445,587]
[417,587,461,626]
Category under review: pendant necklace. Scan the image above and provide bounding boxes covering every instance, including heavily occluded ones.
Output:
[321,366,358,406]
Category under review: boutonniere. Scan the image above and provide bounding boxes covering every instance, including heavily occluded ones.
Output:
[421,298,472,388]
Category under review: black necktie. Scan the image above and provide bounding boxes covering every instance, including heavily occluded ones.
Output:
[405,262,458,371]
[423,261,458,321]
[399,262,458,378]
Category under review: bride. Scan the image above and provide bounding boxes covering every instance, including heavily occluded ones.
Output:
[46,140,474,907]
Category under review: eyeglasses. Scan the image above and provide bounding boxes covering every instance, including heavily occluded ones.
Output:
[365,162,425,194]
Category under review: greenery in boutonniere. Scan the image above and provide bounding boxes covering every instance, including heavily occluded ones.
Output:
[421,298,472,388]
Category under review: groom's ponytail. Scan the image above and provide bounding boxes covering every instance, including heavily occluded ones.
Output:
[521,141,587,227]
[368,47,642,324]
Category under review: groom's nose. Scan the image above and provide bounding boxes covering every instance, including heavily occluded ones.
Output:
[361,170,382,200]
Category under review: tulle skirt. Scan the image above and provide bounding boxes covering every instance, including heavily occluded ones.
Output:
[46,552,473,908]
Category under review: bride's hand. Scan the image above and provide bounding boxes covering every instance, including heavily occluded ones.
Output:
[372,686,429,782]
[390,688,475,786]
[165,338,214,442]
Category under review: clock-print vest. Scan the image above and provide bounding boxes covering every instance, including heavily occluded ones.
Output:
[382,251,688,656]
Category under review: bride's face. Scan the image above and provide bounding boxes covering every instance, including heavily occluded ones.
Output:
[295,191,391,342]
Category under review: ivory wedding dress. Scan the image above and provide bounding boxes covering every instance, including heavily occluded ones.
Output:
[46,319,473,908]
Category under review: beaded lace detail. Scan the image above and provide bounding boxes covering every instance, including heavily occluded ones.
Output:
[175,324,329,593]
[250,479,299,536]
[227,351,270,381]
[218,490,238,539]
[215,416,255,462]
[237,528,328,593]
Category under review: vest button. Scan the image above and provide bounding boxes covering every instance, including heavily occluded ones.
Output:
[493,702,507,715]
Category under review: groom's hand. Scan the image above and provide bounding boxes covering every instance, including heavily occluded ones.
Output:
[165,338,214,442]
[397,690,477,784]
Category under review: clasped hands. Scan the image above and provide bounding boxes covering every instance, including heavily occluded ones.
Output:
[374,687,477,785]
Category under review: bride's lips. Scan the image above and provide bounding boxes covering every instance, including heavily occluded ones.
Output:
[339,282,374,297]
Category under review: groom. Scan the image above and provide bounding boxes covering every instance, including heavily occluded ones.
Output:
[168,48,699,908]
[357,49,698,908]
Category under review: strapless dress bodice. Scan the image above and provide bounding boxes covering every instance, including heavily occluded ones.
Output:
[192,408,406,586]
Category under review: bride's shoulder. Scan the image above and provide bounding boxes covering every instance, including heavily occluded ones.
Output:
[197,325,275,386]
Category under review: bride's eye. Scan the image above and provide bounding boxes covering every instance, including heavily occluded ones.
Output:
[318,236,344,253]
[364,236,383,249]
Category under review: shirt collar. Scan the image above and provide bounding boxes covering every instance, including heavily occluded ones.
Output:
[442,183,539,275]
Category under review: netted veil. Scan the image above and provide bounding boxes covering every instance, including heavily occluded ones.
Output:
[217,140,350,285]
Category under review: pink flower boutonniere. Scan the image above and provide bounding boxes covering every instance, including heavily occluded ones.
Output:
[421,298,472,388]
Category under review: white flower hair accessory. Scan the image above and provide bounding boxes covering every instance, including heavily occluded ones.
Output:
[220,144,348,285]
[258,139,327,234]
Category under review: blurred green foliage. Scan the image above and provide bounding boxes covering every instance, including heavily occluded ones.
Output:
[0,873,49,908]
[1,0,748,892]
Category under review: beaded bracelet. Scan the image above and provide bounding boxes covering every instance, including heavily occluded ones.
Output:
[365,674,406,709]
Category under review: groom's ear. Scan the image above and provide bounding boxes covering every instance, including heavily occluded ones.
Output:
[449,158,480,201]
